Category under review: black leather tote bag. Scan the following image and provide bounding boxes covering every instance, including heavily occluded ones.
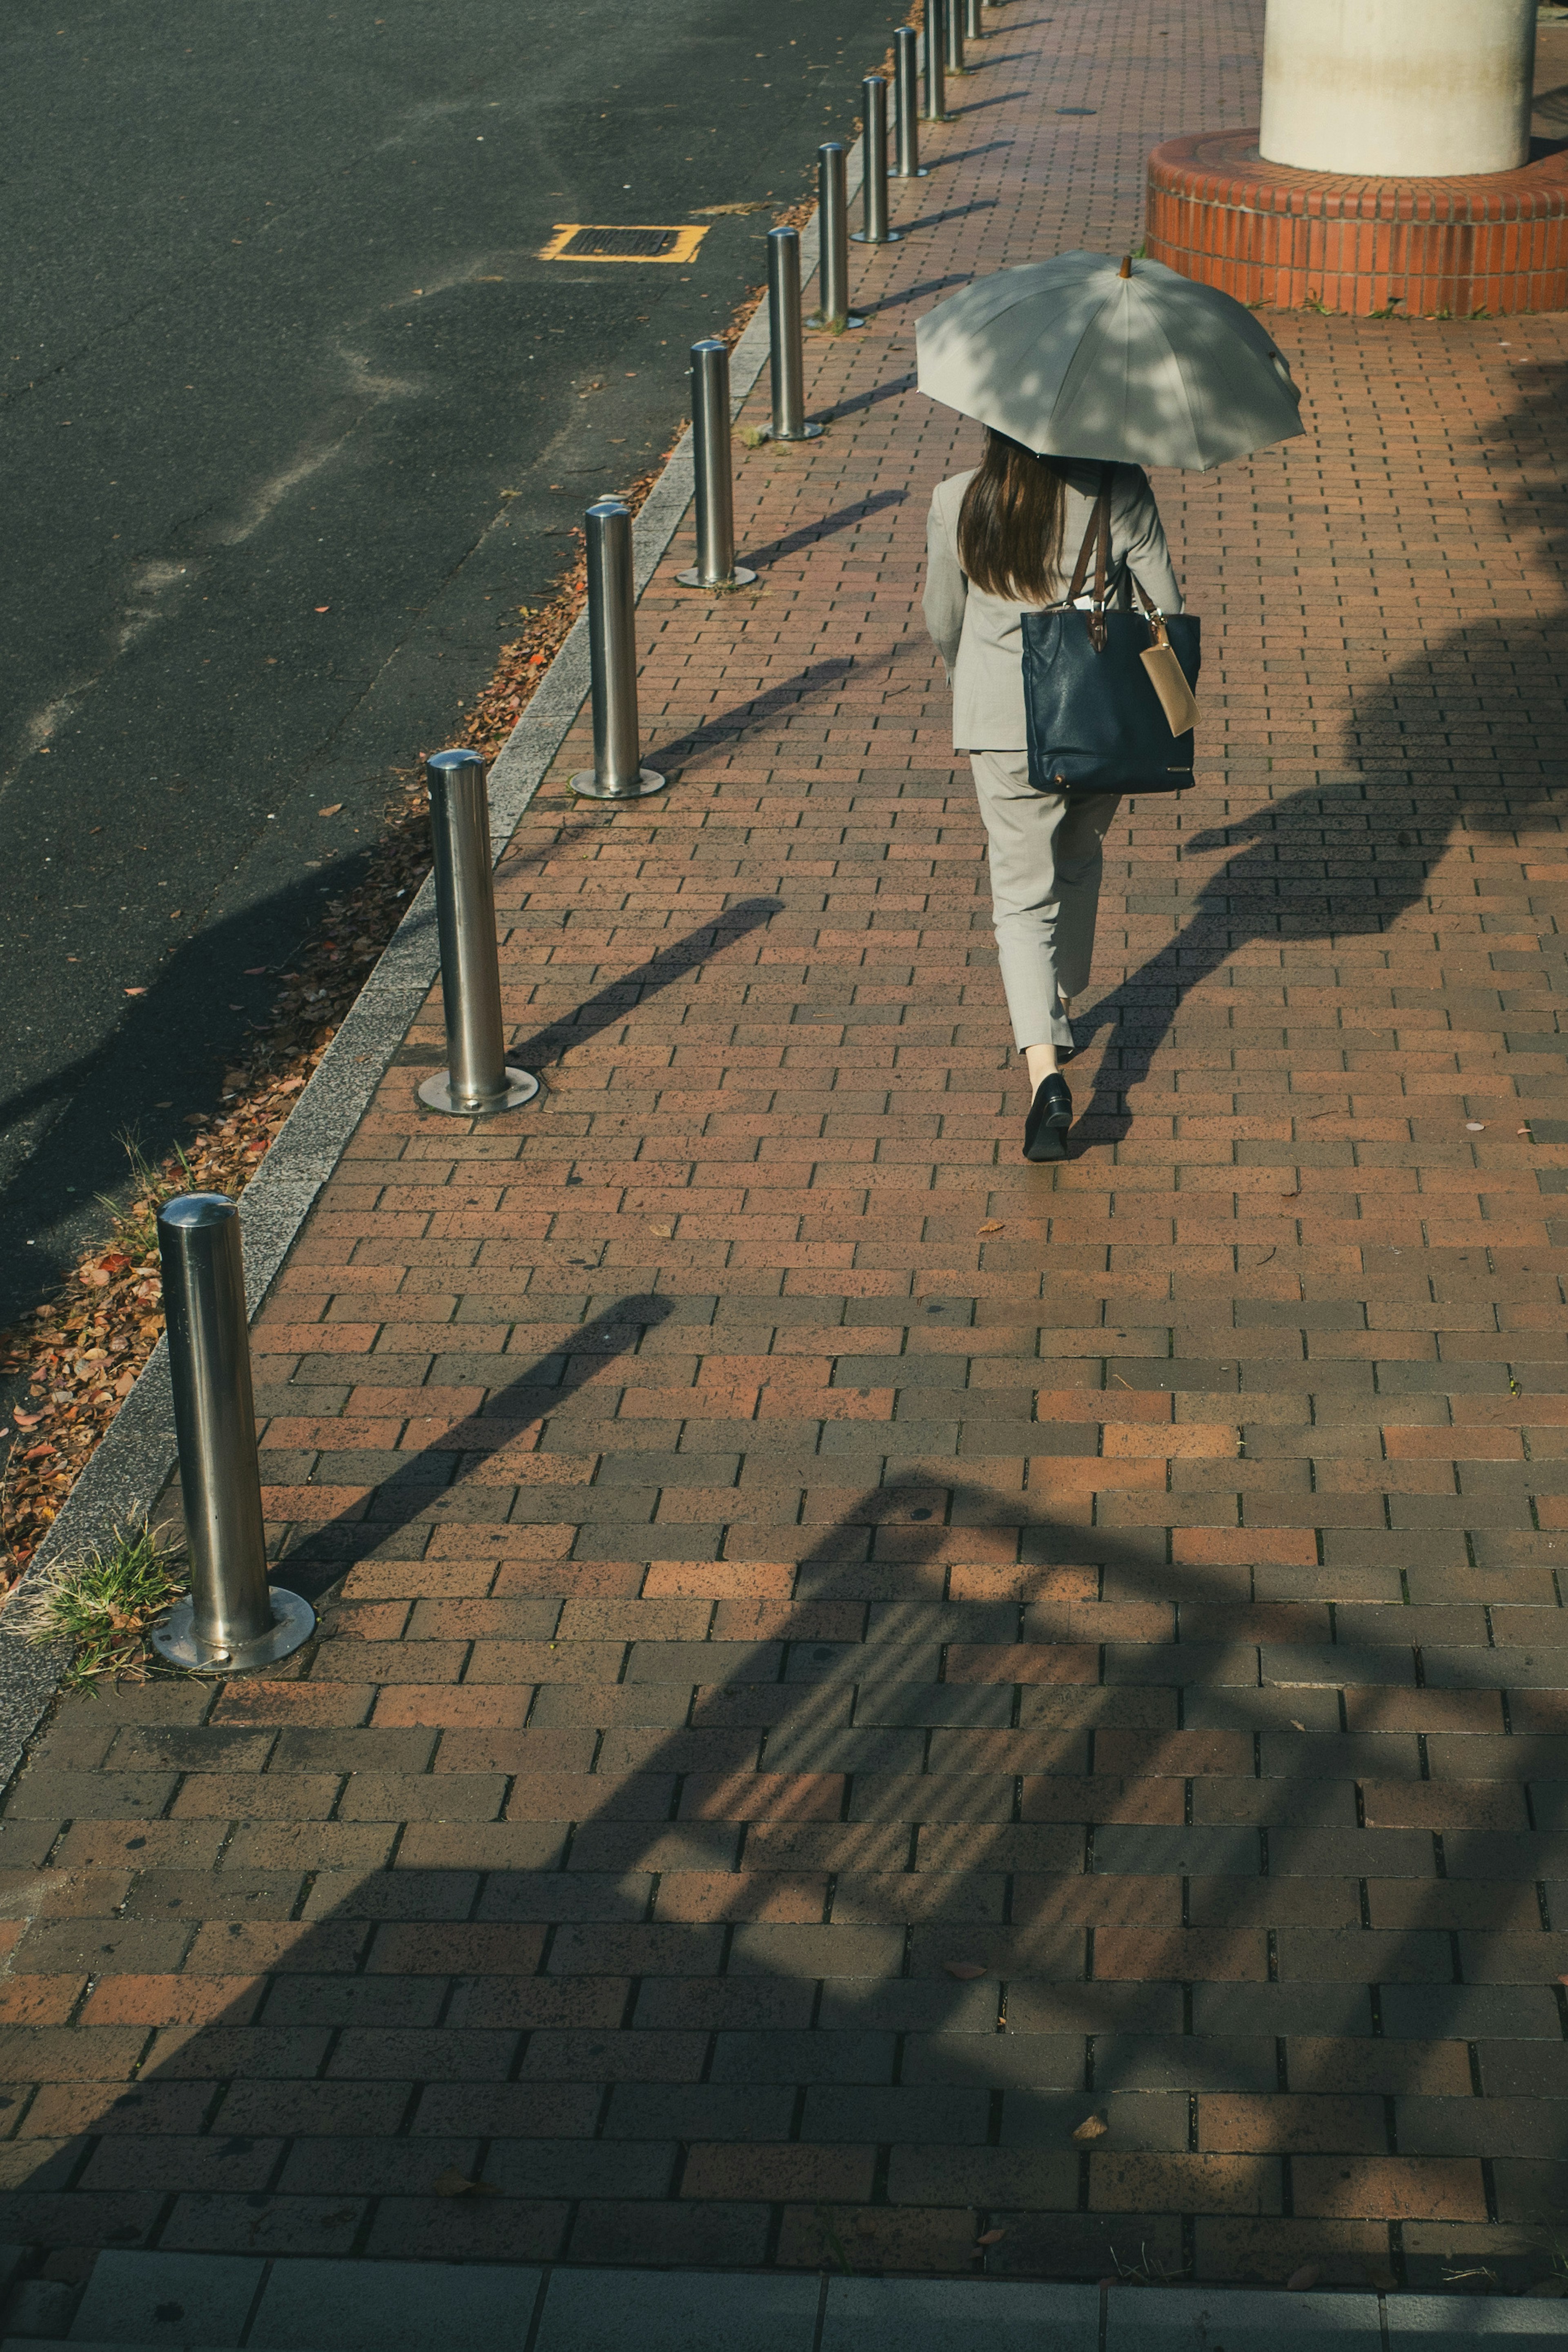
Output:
[1020,465,1200,796]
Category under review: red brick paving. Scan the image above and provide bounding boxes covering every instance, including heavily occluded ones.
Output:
[5,0,1568,2299]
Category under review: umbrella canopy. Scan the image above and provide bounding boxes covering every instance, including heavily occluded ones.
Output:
[916,251,1304,472]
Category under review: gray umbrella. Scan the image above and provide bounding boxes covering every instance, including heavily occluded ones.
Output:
[915,251,1304,472]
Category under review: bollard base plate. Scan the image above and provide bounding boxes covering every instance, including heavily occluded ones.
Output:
[806,314,866,332]
[569,766,666,800]
[757,422,824,441]
[151,1588,316,1676]
[418,1066,540,1118]
[675,566,758,589]
[851,229,905,244]
[893,167,931,178]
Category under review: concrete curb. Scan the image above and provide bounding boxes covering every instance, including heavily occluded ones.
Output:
[0,149,865,1789]
[41,2247,1568,2352]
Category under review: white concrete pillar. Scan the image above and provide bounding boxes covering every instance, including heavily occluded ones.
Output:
[1259,0,1536,177]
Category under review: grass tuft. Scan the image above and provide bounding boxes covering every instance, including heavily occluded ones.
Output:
[94,1131,193,1260]
[9,1523,189,1688]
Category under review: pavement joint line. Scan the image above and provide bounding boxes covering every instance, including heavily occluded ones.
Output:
[0,138,863,1793]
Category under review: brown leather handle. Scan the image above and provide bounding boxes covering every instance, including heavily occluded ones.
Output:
[1063,464,1115,651]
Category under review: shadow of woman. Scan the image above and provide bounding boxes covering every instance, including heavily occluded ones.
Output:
[1066,347,1568,1132]
[1068,787,1447,1135]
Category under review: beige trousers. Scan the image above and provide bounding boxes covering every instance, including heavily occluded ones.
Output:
[969,751,1120,1054]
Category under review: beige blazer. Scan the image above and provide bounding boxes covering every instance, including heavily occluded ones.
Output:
[923,460,1183,751]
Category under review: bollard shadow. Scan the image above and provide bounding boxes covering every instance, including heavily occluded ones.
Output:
[267,1292,679,1592]
[865,273,973,312]
[645,656,858,770]
[741,489,907,573]
[937,89,1029,113]
[890,201,998,234]
[826,375,916,422]
[915,140,1014,167]
[505,896,784,1072]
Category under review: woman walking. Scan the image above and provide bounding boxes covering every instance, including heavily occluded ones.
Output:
[923,429,1183,1160]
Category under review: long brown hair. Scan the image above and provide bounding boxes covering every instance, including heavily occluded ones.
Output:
[957,428,1067,604]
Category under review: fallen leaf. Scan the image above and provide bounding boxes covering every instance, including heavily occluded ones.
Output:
[124,987,147,997]
[976,2227,1006,2246]
[943,1960,987,1981]
[978,1221,1004,1234]
[244,966,268,975]
[1287,2263,1321,2293]
[1465,1121,1486,1132]
[1289,1719,1305,1731]
[314,604,331,613]
[317,804,343,817]
[1278,1187,1300,1199]
[648,1223,674,1238]
[1072,2113,1109,2142]
[12,1411,44,1429]
[432,2165,499,2198]
[1519,1127,1532,1136]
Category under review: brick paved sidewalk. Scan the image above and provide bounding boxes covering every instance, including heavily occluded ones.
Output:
[6,0,1568,2303]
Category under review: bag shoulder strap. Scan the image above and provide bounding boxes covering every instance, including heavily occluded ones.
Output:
[1063,464,1115,650]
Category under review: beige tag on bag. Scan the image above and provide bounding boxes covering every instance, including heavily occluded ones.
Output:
[1141,627,1200,735]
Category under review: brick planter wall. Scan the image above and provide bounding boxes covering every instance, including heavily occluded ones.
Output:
[1146,128,1568,316]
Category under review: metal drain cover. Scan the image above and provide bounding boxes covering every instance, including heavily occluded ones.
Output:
[539,223,709,264]
[561,226,679,258]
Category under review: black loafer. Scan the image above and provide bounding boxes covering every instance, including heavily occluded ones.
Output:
[1023,1072,1072,1161]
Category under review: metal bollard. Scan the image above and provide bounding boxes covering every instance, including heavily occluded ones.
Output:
[945,0,965,76]
[150,1195,315,1675]
[851,78,902,245]
[965,0,984,36]
[893,27,927,175]
[923,0,948,120]
[760,228,822,441]
[418,750,540,1114]
[808,143,863,331]
[571,501,666,800]
[676,340,757,590]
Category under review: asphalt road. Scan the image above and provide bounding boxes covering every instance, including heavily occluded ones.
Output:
[0,0,909,1333]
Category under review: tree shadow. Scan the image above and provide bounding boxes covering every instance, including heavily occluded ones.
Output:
[0,849,377,1336]
[0,1450,1558,2287]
